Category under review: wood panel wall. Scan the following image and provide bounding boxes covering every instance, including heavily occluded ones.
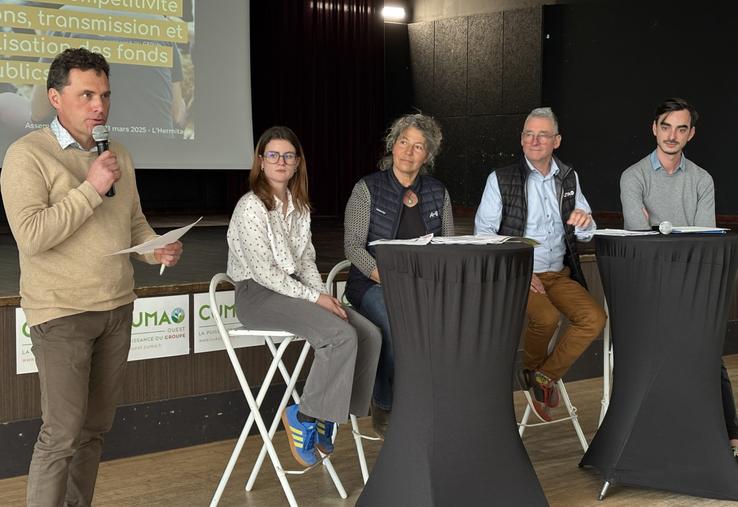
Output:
[2,260,736,423]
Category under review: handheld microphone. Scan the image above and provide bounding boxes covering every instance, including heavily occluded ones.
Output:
[91,125,115,197]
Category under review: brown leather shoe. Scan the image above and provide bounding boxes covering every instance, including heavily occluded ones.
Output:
[371,401,391,439]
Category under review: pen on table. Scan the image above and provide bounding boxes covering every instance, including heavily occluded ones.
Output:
[159,264,166,276]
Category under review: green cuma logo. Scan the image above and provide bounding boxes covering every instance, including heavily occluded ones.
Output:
[133,307,187,327]
[171,307,185,323]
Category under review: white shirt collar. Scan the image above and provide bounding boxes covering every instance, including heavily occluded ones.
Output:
[524,156,559,179]
[50,117,97,152]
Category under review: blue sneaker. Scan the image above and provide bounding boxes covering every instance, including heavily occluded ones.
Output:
[315,419,335,454]
[281,405,318,467]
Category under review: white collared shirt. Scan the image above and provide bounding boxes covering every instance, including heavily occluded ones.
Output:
[226,191,325,302]
[50,117,97,152]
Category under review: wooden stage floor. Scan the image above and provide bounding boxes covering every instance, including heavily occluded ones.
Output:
[2,355,738,506]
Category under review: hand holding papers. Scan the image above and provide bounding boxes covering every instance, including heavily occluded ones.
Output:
[108,217,201,274]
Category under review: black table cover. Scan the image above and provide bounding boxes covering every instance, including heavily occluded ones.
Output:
[580,233,738,499]
[357,243,548,507]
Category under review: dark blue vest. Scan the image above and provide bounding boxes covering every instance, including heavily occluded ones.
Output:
[495,157,587,288]
[346,169,447,307]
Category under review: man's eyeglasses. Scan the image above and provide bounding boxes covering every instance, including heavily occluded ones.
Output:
[262,151,299,165]
[521,131,558,142]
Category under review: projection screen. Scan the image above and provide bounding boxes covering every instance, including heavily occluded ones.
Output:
[0,0,253,169]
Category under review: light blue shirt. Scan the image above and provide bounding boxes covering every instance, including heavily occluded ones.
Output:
[649,149,686,173]
[474,157,595,274]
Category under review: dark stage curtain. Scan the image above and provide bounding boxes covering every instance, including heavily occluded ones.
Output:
[249,0,386,216]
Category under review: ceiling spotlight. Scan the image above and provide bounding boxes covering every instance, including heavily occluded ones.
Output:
[382,6,406,21]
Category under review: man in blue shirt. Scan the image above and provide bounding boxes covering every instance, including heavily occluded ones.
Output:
[475,107,606,421]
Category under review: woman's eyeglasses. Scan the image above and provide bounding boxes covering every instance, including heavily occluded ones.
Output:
[262,151,299,165]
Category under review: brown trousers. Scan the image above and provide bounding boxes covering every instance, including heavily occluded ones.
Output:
[524,268,606,380]
[27,303,133,507]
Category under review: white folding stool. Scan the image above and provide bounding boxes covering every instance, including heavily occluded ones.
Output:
[208,273,347,507]
[517,318,589,452]
[324,260,382,484]
[599,299,613,427]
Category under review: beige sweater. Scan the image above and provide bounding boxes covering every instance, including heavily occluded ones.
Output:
[1,128,158,326]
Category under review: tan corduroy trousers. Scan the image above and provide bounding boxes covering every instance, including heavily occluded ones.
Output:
[523,268,606,380]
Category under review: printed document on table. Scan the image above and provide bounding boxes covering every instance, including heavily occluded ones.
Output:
[107,217,203,255]
[672,226,729,234]
[369,233,434,246]
[592,229,659,237]
[431,234,511,245]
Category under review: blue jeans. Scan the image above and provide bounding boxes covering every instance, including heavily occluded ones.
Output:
[357,284,393,411]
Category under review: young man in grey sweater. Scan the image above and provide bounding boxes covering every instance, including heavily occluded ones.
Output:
[620,98,714,229]
[620,97,738,461]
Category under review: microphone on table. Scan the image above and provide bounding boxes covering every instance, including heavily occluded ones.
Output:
[92,125,115,197]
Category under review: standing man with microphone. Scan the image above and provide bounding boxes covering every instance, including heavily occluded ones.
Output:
[0,48,183,506]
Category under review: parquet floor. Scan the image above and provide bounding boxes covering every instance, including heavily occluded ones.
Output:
[2,355,738,506]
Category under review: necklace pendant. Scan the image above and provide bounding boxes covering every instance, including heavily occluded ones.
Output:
[404,189,416,206]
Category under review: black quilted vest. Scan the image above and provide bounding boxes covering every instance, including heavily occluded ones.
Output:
[345,169,447,306]
[495,157,586,287]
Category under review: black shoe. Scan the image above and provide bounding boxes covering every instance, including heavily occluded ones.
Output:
[371,400,390,439]
[516,367,531,391]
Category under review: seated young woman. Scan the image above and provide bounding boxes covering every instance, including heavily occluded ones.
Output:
[226,126,381,467]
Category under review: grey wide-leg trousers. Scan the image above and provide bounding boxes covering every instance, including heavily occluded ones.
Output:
[235,279,381,423]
